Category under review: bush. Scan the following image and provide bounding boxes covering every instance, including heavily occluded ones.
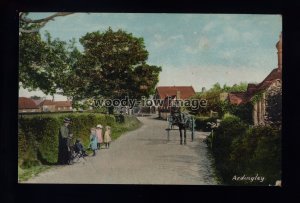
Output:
[221,101,253,124]
[208,120,281,185]
[194,117,217,131]
[18,113,135,169]
[208,114,248,183]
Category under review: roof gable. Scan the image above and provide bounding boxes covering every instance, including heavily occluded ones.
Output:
[156,86,196,99]
[19,97,39,109]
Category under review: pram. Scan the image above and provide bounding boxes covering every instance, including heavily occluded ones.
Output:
[69,139,88,163]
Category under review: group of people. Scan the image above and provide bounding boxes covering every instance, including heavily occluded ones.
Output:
[89,124,112,156]
[58,117,112,165]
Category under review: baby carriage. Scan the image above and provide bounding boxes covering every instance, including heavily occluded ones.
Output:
[69,139,88,163]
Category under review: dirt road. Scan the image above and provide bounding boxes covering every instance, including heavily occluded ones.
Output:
[24,115,218,185]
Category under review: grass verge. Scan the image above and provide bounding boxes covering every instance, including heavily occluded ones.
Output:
[18,165,51,182]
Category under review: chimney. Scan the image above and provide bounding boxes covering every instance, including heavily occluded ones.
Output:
[276,32,282,72]
[176,90,181,100]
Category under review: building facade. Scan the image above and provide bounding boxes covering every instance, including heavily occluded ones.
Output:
[226,33,282,125]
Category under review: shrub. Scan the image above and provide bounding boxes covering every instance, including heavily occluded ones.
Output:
[221,102,253,124]
[209,122,281,185]
[208,114,248,184]
[194,117,217,131]
[18,113,132,169]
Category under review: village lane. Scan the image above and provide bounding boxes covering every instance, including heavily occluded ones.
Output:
[24,115,218,185]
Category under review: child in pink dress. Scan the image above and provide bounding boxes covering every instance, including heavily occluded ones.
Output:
[96,124,103,150]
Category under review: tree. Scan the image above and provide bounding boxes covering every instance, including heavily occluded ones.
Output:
[265,86,282,127]
[71,28,161,100]
[19,12,73,34]
[188,82,249,117]
[19,30,81,97]
[223,82,248,92]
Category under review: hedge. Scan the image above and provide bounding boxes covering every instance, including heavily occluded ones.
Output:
[206,114,281,185]
[18,113,139,169]
[194,116,217,131]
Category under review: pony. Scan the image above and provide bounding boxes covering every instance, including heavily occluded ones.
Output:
[167,107,195,145]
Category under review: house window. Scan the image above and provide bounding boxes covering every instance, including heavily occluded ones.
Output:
[276,79,281,86]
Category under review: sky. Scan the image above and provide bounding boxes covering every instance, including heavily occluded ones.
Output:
[19,13,282,100]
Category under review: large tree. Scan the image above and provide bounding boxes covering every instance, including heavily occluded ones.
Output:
[72,28,161,100]
[19,30,81,97]
[19,12,73,34]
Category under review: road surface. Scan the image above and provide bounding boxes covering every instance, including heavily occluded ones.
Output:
[23,115,218,185]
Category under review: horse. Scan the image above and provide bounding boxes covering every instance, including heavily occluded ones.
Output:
[166,107,195,145]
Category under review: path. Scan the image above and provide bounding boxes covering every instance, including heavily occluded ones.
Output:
[23,115,218,185]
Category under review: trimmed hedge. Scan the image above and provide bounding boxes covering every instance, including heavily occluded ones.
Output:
[206,114,281,185]
[18,113,139,168]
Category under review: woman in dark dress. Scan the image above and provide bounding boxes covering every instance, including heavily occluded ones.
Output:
[58,118,71,164]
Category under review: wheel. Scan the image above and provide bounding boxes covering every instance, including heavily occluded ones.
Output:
[71,151,80,163]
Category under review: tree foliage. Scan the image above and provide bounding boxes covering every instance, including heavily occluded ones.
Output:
[19,31,81,97]
[19,26,161,108]
[265,86,282,127]
[188,82,248,117]
[71,28,161,100]
[19,12,73,33]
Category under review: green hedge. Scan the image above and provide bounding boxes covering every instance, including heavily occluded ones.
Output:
[206,114,281,185]
[18,113,139,169]
[194,116,217,131]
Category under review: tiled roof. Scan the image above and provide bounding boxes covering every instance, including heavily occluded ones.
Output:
[40,100,55,106]
[156,86,196,100]
[229,68,282,104]
[32,99,44,106]
[54,101,72,107]
[19,97,39,109]
[228,92,249,105]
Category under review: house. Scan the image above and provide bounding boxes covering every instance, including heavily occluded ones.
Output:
[18,97,40,113]
[154,86,196,119]
[39,100,72,112]
[39,100,56,112]
[54,101,72,112]
[224,33,282,125]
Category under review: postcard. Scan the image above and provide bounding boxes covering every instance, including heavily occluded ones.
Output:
[18,13,282,186]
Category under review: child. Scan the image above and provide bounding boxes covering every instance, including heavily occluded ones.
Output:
[96,124,103,150]
[75,138,88,157]
[104,126,112,149]
[89,128,98,156]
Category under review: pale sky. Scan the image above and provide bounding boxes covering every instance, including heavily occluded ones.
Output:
[19,13,282,100]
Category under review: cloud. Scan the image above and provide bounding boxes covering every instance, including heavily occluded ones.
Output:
[202,21,217,33]
[152,34,184,48]
[184,36,211,54]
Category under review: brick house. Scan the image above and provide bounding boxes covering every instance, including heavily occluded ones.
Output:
[54,101,72,112]
[154,86,196,119]
[39,100,72,112]
[18,97,40,113]
[224,33,282,125]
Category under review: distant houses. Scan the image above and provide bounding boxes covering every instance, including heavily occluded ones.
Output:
[18,97,72,113]
[19,97,41,113]
[154,86,196,119]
